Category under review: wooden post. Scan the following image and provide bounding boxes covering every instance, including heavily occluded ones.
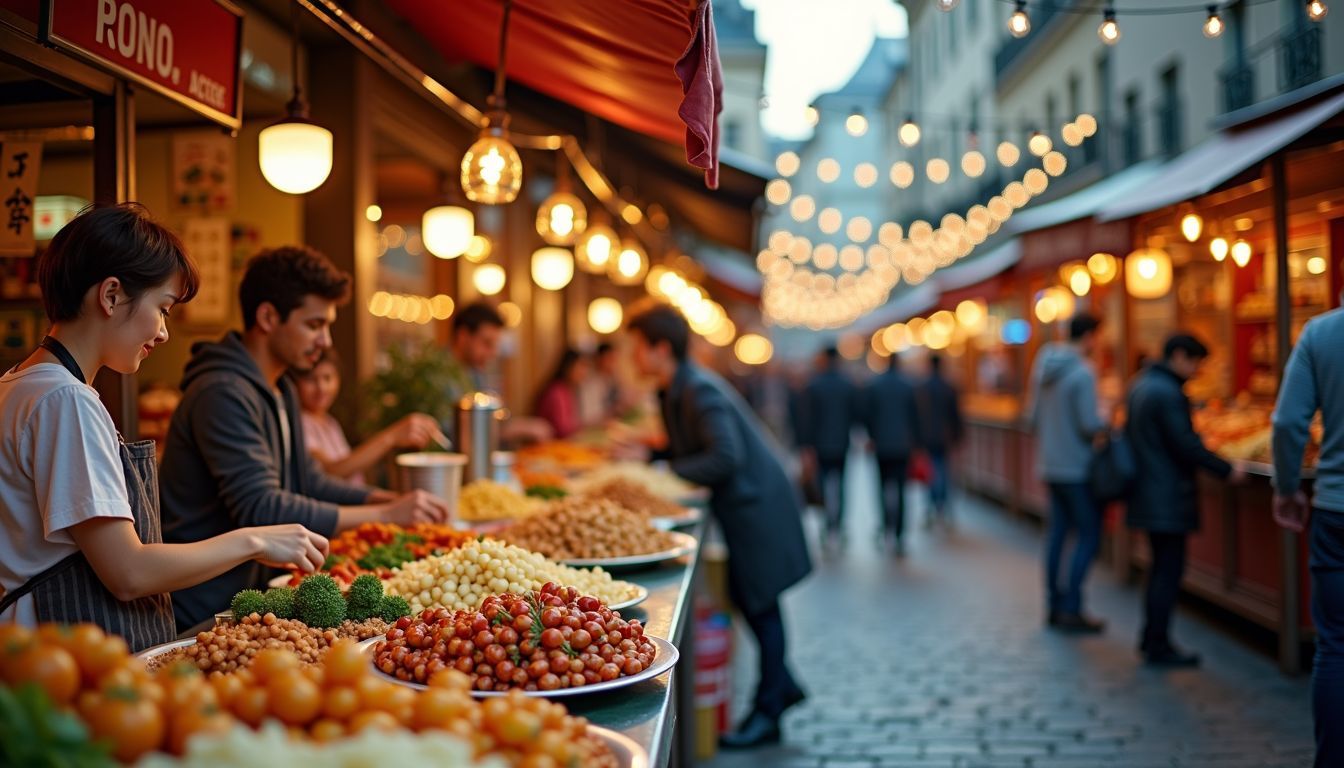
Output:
[1271,153,1301,674]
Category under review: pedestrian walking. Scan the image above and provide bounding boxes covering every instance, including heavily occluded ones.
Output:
[800,346,863,547]
[917,353,963,525]
[1026,314,1106,633]
[1271,302,1344,766]
[865,354,921,553]
[622,306,810,749]
[1127,334,1245,666]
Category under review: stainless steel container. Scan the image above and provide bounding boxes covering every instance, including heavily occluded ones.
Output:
[456,391,504,484]
[492,450,518,489]
[395,452,468,512]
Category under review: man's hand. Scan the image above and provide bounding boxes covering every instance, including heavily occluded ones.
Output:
[1273,491,1310,533]
[609,439,651,462]
[383,489,451,525]
[1228,462,1249,485]
[365,488,397,504]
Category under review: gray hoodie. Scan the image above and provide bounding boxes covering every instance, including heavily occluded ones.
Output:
[1025,342,1104,483]
[1273,307,1344,522]
[159,332,370,630]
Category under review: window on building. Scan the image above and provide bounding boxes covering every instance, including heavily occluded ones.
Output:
[725,119,742,151]
[1045,94,1057,138]
[1158,64,1182,157]
[1123,88,1142,165]
[1068,74,1081,120]
[1092,50,1111,166]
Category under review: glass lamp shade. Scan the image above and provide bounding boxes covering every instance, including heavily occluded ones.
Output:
[1125,248,1173,299]
[258,119,333,195]
[531,247,575,291]
[536,192,587,245]
[587,298,623,335]
[422,205,474,259]
[609,241,648,286]
[576,223,618,273]
[461,132,523,204]
[473,263,507,296]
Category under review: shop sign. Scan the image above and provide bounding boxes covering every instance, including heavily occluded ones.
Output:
[0,141,43,257]
[40,0,244,130]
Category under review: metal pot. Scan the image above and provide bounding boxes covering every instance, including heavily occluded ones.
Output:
[456,391,505,484]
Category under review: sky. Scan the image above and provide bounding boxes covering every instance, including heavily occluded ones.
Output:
[741,0,908,141]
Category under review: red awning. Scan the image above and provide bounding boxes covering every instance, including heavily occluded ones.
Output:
[384,0,723,187]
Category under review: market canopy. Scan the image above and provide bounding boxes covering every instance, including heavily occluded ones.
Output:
[1099,88,1344,221]
[384,0,724,187]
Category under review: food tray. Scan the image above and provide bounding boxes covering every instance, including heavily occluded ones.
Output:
[651,506,702,530]
[366,634,677,697]
[560,531,697,571]
[588,725,650,768]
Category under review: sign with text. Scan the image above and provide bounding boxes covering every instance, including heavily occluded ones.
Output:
[0,142,43,257]
[41,0,243,129]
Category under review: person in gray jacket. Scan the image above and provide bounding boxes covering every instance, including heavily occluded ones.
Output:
[1025,313,1106,633]
[1272,302,1344,764]
[865,353,921,552]
[1127,334,1243,666]
[625,306,811,749]
[160,246,449,630]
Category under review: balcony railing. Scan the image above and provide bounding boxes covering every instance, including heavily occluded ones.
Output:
[1122,120,1142,167]
[1220,63,1255,113]
[1278,25,1322,93]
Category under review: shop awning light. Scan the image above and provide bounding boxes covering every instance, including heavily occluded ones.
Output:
[258,2,332,195]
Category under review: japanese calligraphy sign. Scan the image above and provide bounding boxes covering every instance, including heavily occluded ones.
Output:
[0,142,43,257]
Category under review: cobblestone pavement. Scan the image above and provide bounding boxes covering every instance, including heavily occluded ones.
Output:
[702,456,1314,767]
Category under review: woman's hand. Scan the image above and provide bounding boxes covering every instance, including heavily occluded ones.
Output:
[242,525,329,573]
[389,413,443,449]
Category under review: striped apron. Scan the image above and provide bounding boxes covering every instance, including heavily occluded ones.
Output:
[0,339,176,652]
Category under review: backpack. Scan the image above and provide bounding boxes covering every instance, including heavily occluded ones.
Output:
[1090,430,1136,503]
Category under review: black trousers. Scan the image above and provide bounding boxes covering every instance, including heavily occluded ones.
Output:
[1142,531,1187,653]
[741,600,801,720]
[817,456,848,533]
[876,456,910,539]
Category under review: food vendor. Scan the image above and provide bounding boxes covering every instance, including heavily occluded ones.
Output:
[0,204,328,651]
[158,246,450,632]
[623,305,811,749]
[442,302,552,445]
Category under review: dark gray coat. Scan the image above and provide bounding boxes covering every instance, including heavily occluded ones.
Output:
[865,369,921,459]
[160,332,371,629]
[801,366,861,462]
[1125,364,1232,533]
[660,364,811,617]
[916,374,964,453]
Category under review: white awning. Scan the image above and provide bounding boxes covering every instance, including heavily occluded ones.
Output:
[1098,90,1344,222]
[1006,161,1164,233]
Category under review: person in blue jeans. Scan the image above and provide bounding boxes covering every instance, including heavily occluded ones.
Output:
[917,354,963,524]
[1271,300,1344,766]
[800,346,862,547]
[1025,314,1107,633]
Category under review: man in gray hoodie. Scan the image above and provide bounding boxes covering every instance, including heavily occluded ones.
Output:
[1272,298,1344,765]
[1026,313,1106,633]
[160,246,449,630]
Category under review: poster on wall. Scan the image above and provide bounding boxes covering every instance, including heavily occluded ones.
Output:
[172,132,234,213]
[0,141,43,257]
[180,217,231,326]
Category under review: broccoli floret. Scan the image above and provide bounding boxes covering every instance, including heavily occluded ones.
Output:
[346,574,385,622]
[378,594,411,623]
[230,589,266,621]
[294,574,346,628]
[262,587,296,619]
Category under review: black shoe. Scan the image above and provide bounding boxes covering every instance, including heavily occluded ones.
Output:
[782,685,807,713]
[1053,612,1106,634]
[1046,610,1061,627]
[1144,647,1201,667]
[719,711,781,749]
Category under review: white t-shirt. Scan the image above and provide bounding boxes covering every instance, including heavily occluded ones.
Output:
[0,363,132,624]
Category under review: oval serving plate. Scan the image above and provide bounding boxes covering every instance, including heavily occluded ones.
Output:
[560,531,697,571]
[588,725,650,768]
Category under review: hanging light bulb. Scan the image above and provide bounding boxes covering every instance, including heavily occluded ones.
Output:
[816,158,841,183]
[1210,237,1229,262]
[1009,1,1031,37]
[845,110,868,137]
[775,151,801,177]
[1076,113,1098,137]
[961,150,987,178]
[588,298,623,335]
[610,240,648,286]
[1203,6,1225,37]
[461,0,523,204]
[536,192,587,246]
[258,3,333,195]
[1042,151,1068,177]
[473,263,506,296]
[1307,1,1328,21]
[464,234,492,263]
[765,179,792,205]
[790,195,816,221]
[997,141,1021,166]
[804,105,820,126]
[576,221,618,273]
[1181,212,1204,242]
[422,205,474,259]
[1098,8,1121,45]
[936,0,959,9]
[530,247,574,291]
[1028,132,1053,156]
[1231,240,1253,267]
[890,161,916,188]
[926,158,951,184]
[899,117,922,147]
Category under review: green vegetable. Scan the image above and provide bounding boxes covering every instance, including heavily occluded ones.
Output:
[230,589,266,621]
[0,683,114,768]
[262,587,297,619]
[355,532,424,571]
[525,484,568,500]
[346,574,385,622]
[378,594,411,623]
[322,553,347,571]
[294,574,347,628]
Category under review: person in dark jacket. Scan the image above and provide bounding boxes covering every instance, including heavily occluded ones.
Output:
[1126,334,1245,666]
[160,246,450,630]
[865,353,922,552]
[801,346,862,544]
[626,306,811,749]
[917,354,964,524]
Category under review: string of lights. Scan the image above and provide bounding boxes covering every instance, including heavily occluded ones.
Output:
[977,0,1327,43]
